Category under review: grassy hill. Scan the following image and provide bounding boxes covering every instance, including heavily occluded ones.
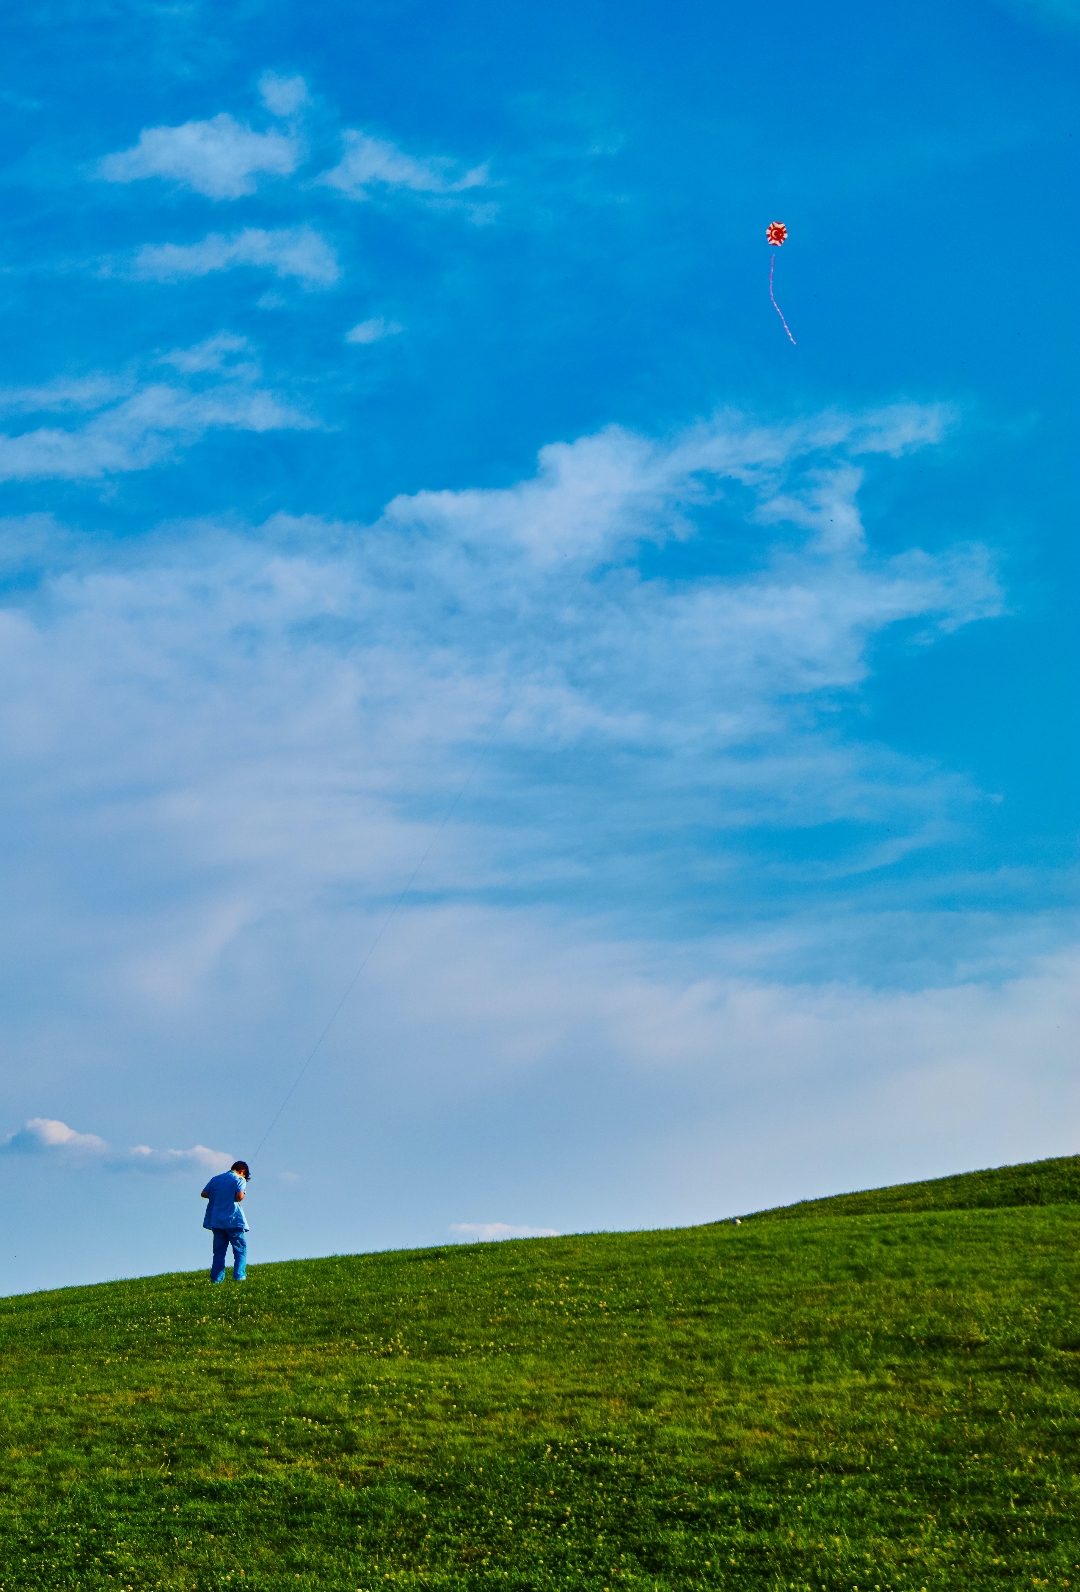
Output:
[0,1160,1077,1591]
[742,1153,1080,1221]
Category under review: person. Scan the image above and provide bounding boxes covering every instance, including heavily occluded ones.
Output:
[200,1160,250,1282]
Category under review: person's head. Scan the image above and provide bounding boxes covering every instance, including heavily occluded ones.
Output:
[231,1160,251,1180]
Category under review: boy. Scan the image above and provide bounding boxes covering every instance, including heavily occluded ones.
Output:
[200,1160,250,1282]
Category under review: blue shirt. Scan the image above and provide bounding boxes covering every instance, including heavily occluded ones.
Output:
[201,1169,248,1231]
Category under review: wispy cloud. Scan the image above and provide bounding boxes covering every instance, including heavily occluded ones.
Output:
[0,404,1066,1253]
[0,356,315,482]
[125,1143,233,1174]
[157,332,254,374]
[0,402,1001,909]
[449,1222,559,1241]
[0,1118,230,1174]
[345,317,403,344]
[258,71,309,119]
[99,114,300,199]
[97,79,488,221]
[133,226,339,288]
[318,129,488,200]
[0,375,133,414]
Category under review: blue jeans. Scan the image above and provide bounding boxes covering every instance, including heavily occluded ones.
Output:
[210,1228,247,1282]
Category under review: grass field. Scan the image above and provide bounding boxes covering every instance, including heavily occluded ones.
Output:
[0,1157,1077,1591]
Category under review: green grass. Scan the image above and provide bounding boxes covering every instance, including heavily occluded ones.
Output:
[743,1153,1080,1221]
[1,1160,1078,1591]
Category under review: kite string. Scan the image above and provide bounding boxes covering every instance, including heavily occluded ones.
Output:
[253,560,592,1161]
[769,252,796,345]
[252,696,521,1159]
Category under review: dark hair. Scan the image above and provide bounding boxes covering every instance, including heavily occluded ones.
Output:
[231,1160,251,1180]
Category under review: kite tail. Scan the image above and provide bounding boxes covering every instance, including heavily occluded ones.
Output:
[769,252,796,345]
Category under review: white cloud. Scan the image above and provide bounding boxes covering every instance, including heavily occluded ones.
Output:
[318,129,488,200]
[134,226,339,288]
[125,1143,232,1174]
[0,402,1060,1266]
[99,113,300,199]
[345,317,403,345]
[0,402,999,805]
[0,403,1013,1077]
[258,72,309,119]
[0,1118,231,1174]
[0,375,132,414]
[0,1117,108,1156]
[0,375,315,482]
[449,1222,559,1241]
[375,406,966,613]
[158,333,254,374]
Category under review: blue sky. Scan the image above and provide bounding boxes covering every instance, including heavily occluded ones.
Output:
[1,0,1076,1293]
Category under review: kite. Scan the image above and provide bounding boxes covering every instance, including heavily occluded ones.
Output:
[766,221,796,345]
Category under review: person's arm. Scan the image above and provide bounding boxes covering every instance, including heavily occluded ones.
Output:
[236,1189,245,1201]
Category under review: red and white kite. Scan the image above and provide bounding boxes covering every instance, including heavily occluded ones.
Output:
[766,221,795,344]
